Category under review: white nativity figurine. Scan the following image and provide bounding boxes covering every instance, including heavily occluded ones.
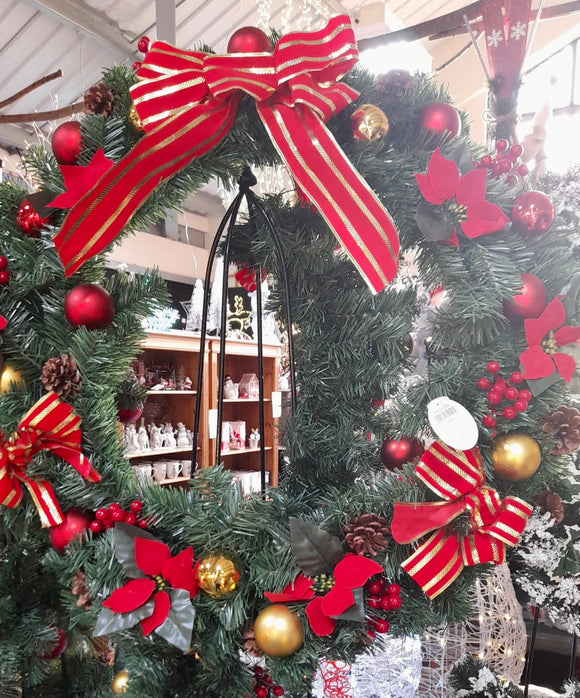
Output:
[176,422,189,448]
[186,429,194,445]
[249,428,261,449]
[124,424,139,454]
[148,423,162,450]
[162,422,177,449]
[137,424,150,451]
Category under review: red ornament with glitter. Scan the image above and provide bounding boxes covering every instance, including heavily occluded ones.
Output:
[51,121,82,166]
[419,103,461,139]
[503,273,547,320]
[16,200,51,238]
[227,26,273,53]
[512,190,555,235]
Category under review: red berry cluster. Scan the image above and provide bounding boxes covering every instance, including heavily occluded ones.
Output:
[133,35,150,72]
[89,500,147,533]
[475,139,528,184]
[477,362,531,429]
[252,666,284,697]
[0,255,10,285]
[366,578,402,635]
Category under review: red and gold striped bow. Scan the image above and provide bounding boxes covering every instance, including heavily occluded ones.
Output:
[391,441,532,599]
[0,391,100,527]
[53,15,399,294]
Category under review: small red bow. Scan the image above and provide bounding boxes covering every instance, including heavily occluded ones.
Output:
[391,441,532,598]
[0,392,100,527]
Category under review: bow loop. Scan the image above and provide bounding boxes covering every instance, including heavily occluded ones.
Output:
[5,428,40,467]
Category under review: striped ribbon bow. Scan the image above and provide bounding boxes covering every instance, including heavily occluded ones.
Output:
[0,392,100,527]
[391,441,532,599]
[53,15,399,294]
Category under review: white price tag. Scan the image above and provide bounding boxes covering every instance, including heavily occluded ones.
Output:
[427,397,478,451]
[271,391,282,419]
[208,409,218,439]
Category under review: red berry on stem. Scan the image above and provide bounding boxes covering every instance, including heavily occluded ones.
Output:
[504,386,518,400]
[487,361,500,373]
[387,583,400,596]
[273,687,285,697]
[111,509,125,522]
[95,508,108,521]
[369,580,384,595]
[133,61,142,72]
[510,371,524,384]
[503,406,517,419]
[375,619,390,633]
[255,687,268,698]
[368,596,381,609]
[380,596,391,611]
[0,270,10,285]
[130,500,143,513]
[514,399,528,412]
[496,138,508,153]
[488,391,502,406]
[510,143,523,158]
[518,389,532,401]
[477,377,490,390]
[0,255,7,270]
[517,164,529,177]
[89,520,103,533]
[254,666,265,676]
[481,154,493,168]
[125,513,137,525]
[482,414,497,428]
[137,36,150,53]
[138,519,148,529]
[387,595,402,610]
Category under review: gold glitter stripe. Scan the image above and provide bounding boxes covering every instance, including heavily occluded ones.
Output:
[489,520,520,542]
[150,46,204,65]
[132,76,205,106]
[423,553,462,594]
[417,462,462,499]
[405,532,448,577]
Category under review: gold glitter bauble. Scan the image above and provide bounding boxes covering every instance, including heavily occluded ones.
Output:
[491,434,541,481]
[111,669,129,694]
[351,104,389,142]
[128,103,144,131]
[0,365,24,394]
[254,605,303,657]
[195,552,240,599]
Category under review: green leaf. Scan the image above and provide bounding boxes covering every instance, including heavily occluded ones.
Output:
[289,517,343,575]
[333,587,365,622]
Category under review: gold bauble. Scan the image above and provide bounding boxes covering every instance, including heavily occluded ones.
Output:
[195,552,240,599]
[0,365,24,393]
[491,434,541,481]
[128,103,144,131]
[111,669,129,694]
[351,104,389,142]
[254,604,303,657]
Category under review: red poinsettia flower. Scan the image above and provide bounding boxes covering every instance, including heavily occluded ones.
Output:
[103,537,198,637]
[48,148,114,210]
[264,573,315,603]
[415,148,509,244]
[0,316,6,331]
[520,296,580,382]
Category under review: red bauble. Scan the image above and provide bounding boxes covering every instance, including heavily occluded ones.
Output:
[419,103,461,139]
[511,191,554,235]
[503,273,546,320]
[64,283,115,330]
[40,627,68,659]
[49,509,92,553]
[51,121,82,165]
[227,26,273,53]
[380,435,423,470]
[118,406,143,424]
[16,200,51,238]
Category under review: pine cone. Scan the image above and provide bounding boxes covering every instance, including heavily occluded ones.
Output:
[41,354,82,400]
[84,82,114,117]
[542,405,580,455]
[241,623,263,658]
[535,491,565,524]
[71,569,91,609]
[344,513,390,556]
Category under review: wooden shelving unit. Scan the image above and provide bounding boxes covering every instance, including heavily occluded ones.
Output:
[126,331,281,489]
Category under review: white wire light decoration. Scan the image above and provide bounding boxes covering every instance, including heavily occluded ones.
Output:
[418,622,469,697]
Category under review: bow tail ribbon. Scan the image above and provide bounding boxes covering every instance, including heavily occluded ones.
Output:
[53,98,239,277]
[257,103,399,293]
[0,464,62,528]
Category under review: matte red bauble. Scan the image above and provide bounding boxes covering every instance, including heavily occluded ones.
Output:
[380,436,424,470]
[419,103,461,139]
[51,121,82,165]
[118,406,143,424]
[64,284,115,330]
[16,200,51,238]
[227,26,273,53]
[503,273,547,320]
[40,627,68,659]
[49,509,92,553]
[511,191,554,235]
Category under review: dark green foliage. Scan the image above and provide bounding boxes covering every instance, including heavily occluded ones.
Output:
[448,655,524,697]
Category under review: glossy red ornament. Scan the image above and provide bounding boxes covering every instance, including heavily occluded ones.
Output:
[64,283,115,330]
[118,406,143,424]
[137,35,150,53]
[419,103,461,139]
[51,121,82,165]
[512,191,554,235]
[503,273,547,320]
[49,508,92,553]
[380,435,423,470]
[16,200,51,238]
[40,627,67,659]
[227,26,273,53]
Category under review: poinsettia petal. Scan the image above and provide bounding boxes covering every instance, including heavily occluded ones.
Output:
[456,168,487,207]
[333,554,383,589]
[520,345,556,380]
[415,173,443,205]
[525,296,566,347]
[554,325,580,346]
[162,548,197,598]
[320,584,355,617]
[427,148,460,202]
[461,200,509,238]
[103,578,155,613]
[135,537,171,576]
[305,596,336,636]
[444,231,459,247]
[553,352,577,382]
[140,590,171,636]
[264,574,315,602]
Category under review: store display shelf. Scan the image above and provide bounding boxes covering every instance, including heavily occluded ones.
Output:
[126,447,197,460]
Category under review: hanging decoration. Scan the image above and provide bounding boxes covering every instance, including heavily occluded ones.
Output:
[380,435,423,470]
[419,103,461,139]
[253,604,303,657]
[511,190,555,235]
[503,272,546,320]
[53,15,400,294]
[83,83,114,117]
[49,508,93,553]
[94,523,198,651]
[64,283,115,330]
[0,391,100,527]
[195,552,240,599]
[490,433,541,481]
[391,441,532,598]
[16,199,51,238]
[350,104,389,142]
[51,121,83,165]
